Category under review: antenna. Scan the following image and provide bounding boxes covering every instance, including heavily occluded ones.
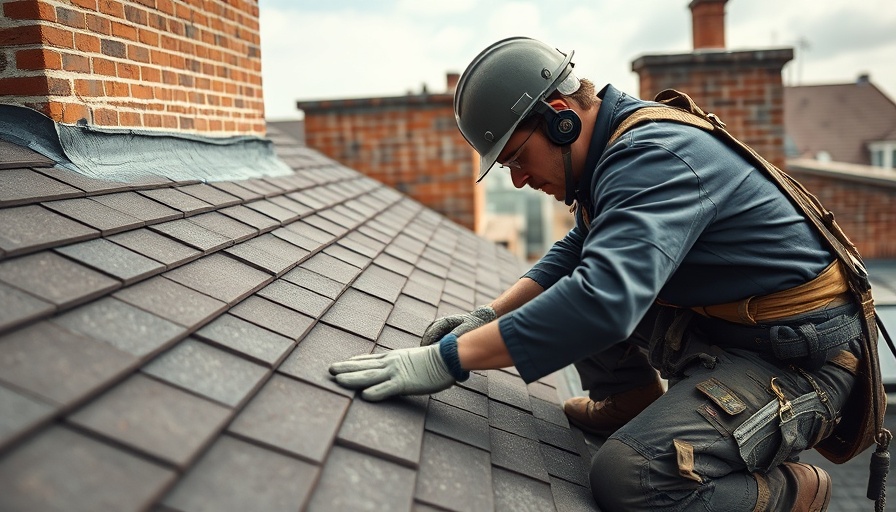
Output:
[796,36,811,85]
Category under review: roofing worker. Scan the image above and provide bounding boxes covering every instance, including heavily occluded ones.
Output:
[330,37,883,511]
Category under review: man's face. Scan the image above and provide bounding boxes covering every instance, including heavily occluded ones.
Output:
[496,121,568,202]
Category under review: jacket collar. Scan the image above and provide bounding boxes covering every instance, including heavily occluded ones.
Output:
[576,84,651,209]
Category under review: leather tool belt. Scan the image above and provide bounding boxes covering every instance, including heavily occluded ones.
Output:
[686,261,851,326]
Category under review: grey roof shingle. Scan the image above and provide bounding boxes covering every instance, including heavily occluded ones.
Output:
[0,426,177,511]
[0,135,601,511]
[0,251,120,308]
[162,434,319,511]
[0,168,83,206]
[42,197,145,235]
[68,373,232,468]
[0,321,137,406]
[194,313,294,367]
[107,228,201,268]
[55,238,166,285]
[228,374,350,463]
[0,204,99,256]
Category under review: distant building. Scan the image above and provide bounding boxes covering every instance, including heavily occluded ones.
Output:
[484,170,572,262]
[784,76,896,169]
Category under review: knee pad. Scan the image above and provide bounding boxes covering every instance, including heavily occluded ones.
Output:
[590,439,646,510]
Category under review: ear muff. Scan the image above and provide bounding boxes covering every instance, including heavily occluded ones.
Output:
[545,108,581,146]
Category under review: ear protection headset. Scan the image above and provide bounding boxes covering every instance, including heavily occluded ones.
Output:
[545,107,582,146]
[532,99,582,206]
[534,100,582,146]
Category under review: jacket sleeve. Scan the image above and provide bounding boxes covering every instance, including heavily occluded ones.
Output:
[522,215,586,289]
[499,138,717,382]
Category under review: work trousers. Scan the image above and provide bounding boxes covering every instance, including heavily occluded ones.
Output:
[578,302,861,511]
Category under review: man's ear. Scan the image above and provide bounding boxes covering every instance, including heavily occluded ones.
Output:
[541,96,581,146]
[548,98,571,112]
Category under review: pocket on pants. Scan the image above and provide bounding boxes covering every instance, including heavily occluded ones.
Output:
[733,392,828,473]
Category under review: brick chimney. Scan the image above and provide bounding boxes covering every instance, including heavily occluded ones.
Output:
[0,0,265,135]
[632,1,793,169]
[446,72,459,93]
[690,0,726,49]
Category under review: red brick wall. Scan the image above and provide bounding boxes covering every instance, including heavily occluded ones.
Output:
[0,0,264,134]
[301,98,482,231]
[787,168,896,259]
[632,50,792,170]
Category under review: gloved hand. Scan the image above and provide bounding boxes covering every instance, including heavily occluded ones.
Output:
[420,305,497,346]
[329,335,467,401]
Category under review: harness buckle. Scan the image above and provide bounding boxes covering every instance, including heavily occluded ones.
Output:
[770,377,794,422]
[706,112,727,128]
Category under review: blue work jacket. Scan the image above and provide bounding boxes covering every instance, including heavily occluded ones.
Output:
[499,84,833,383]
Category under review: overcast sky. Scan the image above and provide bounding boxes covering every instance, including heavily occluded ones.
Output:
[258,0,896,120]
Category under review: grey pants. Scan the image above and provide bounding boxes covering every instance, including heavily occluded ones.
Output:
[580,303,861,511]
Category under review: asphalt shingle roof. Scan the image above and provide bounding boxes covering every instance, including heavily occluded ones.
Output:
[0,131,600,511]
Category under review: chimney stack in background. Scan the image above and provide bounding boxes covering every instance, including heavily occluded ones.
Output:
[690,0,727,49]
[0,0,265,135]
[633,1,793,169]
[446,72,459,94]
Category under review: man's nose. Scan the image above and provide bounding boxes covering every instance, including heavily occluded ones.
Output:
[510,167,528,189]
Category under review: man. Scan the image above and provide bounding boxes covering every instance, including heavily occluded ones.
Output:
[330,37,864,511]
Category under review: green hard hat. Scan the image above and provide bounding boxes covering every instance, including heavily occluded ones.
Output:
[454,37,577,182]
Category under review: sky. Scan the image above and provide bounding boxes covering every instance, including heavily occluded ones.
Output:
[257,0,896,120]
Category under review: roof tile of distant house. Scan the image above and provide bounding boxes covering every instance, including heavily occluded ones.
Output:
[784,80,896,164]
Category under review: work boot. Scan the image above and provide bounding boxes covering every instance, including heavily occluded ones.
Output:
[562,378,664,436]
[780,462,832,512]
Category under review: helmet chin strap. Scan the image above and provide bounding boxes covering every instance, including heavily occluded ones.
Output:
[561,144,576,206]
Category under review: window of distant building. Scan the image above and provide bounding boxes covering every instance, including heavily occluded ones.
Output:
[868,141,896,169]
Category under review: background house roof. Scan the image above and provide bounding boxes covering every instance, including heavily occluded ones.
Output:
[0,129,600,511]
[784,79,896,165]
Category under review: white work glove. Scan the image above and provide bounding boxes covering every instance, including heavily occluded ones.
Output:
[329,335,467,401]
[420,305,496,346]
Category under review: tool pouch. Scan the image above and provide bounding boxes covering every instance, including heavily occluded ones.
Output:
[648,307,719,384]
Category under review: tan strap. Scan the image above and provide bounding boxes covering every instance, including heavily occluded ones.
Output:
[752,472,771,512]
[829,350,861,375]
[691,261,850,325]
[609,106,715,147]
